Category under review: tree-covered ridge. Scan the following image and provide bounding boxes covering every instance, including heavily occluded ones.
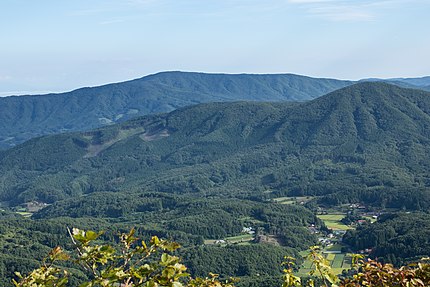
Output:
[343,212,430,265]
[0,72,354,149]
[33,193,318,246]
[3,81,430,286]
[13,228,430,287]
[1,82,430,209]
[0,196,319,286]
[388,76,430,87]
[2,71,430,150]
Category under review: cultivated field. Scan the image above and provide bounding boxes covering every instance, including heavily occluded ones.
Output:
[299,245,352,275]
[317,214,353,230]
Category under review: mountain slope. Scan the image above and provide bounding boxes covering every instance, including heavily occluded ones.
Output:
[359,76,430,91]
[0,71,353,149]
[390,76,430,87]
[1,82,430,209]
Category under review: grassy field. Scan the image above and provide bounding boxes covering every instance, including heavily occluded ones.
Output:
[298,252,352,276]
[225,234,254,243]
[15,212,32,218]
[298,243,353,275]
[332,254,344,268]
[342,255,352,269]
[317,214,353,230]
[273,196,314,205]
[272,197,295,205]
[326,253,336,261]
[326,244,343,252]
[363,215,377,223]
[204,234,254,245]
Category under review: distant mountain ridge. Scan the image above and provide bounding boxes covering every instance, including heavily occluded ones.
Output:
[2,82,430,210]
[0,71,353,149]
[1,71,429,150]
[361,76,430,89]
[389,76,430,87]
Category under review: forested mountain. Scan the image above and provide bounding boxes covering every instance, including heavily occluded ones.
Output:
[0,72,353,149]
[2,71,430,150]
[391,76,430,87]
[361,76,430,88]
[3,81,430,285]
[1,82,430,210]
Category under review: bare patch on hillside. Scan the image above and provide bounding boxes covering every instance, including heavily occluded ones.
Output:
[254,234,282,246]
[98,117,114,124]
[0,137,14,143]
[84,127,146,158]
[83,126,169,158]
[84,143,112,158]
[140,129,170,141]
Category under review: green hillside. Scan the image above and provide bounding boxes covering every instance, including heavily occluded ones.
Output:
[0,71,353,149]
[1,82,430,210]
[343,212,430,265]
[0,195,319,286]
[2,81,430,285]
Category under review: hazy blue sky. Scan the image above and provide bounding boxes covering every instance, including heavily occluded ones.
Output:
[1,0,429,95]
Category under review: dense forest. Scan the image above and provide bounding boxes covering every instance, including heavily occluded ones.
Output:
[2,81,430,286]
[343,212,430,265]
[0,196,320,285]
[0,72,353,149]
[12,225,430,287]
[1,82,430,210]
[2,72,430,150]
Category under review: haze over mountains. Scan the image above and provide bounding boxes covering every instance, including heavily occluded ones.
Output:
[389,76,430,87]
[0,72,354,149]
[2,71,429,150]
[360,76,430,90]
[2,82,430,211]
